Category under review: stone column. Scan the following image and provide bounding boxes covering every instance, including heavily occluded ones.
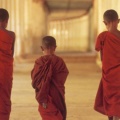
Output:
[0,0,49,57]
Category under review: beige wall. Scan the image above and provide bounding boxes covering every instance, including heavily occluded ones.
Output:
[94,0,120,35]
[48,0,120,53]
[48,14,92,52]
[1,0,120,56]
[0,0,48,56]
[49,15,89,51]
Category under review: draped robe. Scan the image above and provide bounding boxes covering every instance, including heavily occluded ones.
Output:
[0,30,14,120]
[94,31,120,117]
[31,55,69,120]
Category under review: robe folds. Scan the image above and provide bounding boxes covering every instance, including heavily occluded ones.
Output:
[94,31,120,117]
[31,55,69,120]
[0,30,14,120]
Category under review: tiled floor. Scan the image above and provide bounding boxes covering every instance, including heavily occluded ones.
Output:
[10,53,107,120]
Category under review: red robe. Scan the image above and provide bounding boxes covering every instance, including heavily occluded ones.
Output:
[0,30,14,120]
[94,31,120,117]
[31,55,69,120]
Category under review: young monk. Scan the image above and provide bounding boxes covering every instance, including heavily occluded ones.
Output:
[31,36,69,120]
[94,9,120,120]
[0,8,15,120]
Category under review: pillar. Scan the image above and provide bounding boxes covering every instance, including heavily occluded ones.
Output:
[0,0,49,57]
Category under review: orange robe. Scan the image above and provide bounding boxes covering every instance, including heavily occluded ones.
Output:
[0,30,14,120]
[31,55,69,120]
[94,31,120,117]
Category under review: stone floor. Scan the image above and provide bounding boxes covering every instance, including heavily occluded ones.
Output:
[10,53,107,120]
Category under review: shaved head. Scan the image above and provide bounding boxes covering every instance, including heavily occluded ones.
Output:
[103,9,118,22]
[0,8,9,22]
[42,36,56,49]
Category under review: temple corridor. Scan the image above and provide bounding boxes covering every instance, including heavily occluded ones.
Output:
[1,0,120,119]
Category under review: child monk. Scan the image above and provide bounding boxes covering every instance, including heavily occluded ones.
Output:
[31,36,69,120]
[94,9,120,120]
[0,8,15,120]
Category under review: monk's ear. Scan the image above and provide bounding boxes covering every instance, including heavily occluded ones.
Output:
[118,19,120,23]
[41,46,44,51]
[53,46,57,51]
[103,21,107,26]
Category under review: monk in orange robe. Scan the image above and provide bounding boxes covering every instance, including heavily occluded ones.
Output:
[94,9,120,120]
[31,36,69,120]
[0,8,15,120]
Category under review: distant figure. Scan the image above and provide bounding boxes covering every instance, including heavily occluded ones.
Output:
[31,36,69,120]
[0,8,15,120]
[94,9,120,120]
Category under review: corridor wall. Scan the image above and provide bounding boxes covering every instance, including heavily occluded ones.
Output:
[94,0,120,66]
[0,0,48,56]
[94,0,120,35]
[48,14,91,52]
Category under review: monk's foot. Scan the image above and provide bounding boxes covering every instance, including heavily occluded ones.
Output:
[108,116,113,120]
[113,116,120,120]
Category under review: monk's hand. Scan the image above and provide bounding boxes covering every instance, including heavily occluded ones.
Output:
[42,103,47,109]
